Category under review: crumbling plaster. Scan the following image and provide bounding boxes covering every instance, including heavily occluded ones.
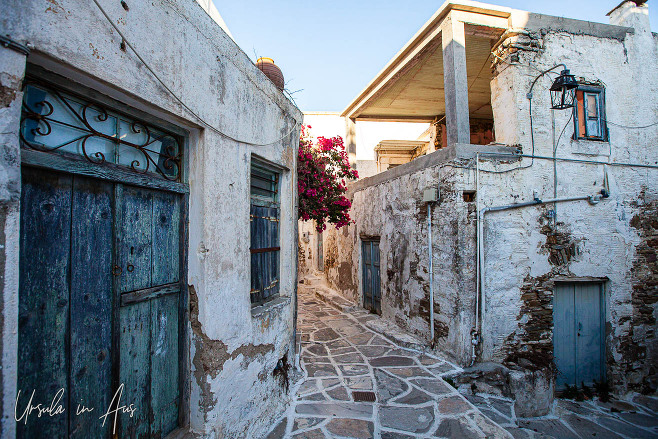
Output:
[320,159,479,366]
[0,0,302,437]
[315,6,657,398]
[0,46,26,439]
[485,10,657,394]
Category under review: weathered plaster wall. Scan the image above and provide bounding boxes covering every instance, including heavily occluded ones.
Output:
[0,0,302,437]
[485,9,658,394]
[0,46,26,439]
[298,220,322,278]
[323,155,478,366]
[321,5,657,396]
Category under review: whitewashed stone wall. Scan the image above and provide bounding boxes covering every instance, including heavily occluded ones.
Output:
[321,4,658,396]
[485,5,658,394]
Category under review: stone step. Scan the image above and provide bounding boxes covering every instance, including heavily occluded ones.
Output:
[313,285,359,312]
[364,317,428,353]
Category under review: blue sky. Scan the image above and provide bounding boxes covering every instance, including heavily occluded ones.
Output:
[214,1,657,112]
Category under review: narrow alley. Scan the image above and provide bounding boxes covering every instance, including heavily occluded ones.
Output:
[266,282,658,439]
[3,1,658,438]
[267,284,510,438]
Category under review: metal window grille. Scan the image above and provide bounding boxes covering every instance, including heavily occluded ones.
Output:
[20,79,183,181]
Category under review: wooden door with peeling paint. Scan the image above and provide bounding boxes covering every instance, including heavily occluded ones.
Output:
[116,185,182,438]
[17,75,188,438]
[553,282,605,391]
[18,168,184,438]
[362,239,381,314]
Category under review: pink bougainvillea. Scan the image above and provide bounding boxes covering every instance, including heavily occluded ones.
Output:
[298,125,358,232]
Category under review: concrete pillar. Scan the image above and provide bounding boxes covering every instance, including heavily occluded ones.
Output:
[441,14,470,145]
[344,117,357,166]
[0,42,27,438]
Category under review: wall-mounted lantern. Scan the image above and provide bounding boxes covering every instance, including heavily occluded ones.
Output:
[549,69,578,110]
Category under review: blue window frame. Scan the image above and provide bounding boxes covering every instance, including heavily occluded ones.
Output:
[573,85,608,141]
[250,159,280,305]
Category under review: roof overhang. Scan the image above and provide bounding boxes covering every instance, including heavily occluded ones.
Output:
[341,1,511,122]
[374,140,429,152]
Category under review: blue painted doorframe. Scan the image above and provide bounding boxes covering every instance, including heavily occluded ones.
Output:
[553,282,606,390]
[362,239,381,314]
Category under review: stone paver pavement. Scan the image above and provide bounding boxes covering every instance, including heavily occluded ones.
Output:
[266,285,512,438]
[465,387,658,439]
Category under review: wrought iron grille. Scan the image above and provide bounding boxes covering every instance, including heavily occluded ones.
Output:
[20,80,182,181]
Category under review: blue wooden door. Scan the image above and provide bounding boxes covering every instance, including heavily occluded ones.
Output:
[362,240,381,314]
[553,283,605,390]
[18,168,182,438]
[18,168,113,439]
[117,185,181,438]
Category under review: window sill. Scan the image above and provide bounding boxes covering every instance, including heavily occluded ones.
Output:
[251,295,291,318]
[570,138,610,157]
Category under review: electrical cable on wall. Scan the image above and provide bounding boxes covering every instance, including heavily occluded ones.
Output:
[91,0,300,147]
[602,119,658,129]
[478,56,658,175]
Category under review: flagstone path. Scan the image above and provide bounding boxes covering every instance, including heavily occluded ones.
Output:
[265,286,512,438]
[466,392,658,439]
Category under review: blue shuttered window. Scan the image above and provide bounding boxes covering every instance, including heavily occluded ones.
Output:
[250,160,280,305]
[573,85,608,141]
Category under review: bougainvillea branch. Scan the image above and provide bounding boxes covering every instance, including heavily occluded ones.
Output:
[298,125,358,232]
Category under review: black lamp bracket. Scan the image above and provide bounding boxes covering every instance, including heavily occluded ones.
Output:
[527,63,568,101]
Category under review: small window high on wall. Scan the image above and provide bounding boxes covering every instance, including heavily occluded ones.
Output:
[250,158,280,305]
[573,85,608,141]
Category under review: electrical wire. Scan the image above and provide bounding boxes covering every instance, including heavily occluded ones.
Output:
[552,112,574,226]
[554,112,574,154]
[603,119,658,129]
[475,64,567,175]
[91,0,300,147]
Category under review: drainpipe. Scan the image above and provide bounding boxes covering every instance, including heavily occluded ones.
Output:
[471,154,481,367]
[476,191,608,362]
[424,186,439,349]
[428,202,435,349]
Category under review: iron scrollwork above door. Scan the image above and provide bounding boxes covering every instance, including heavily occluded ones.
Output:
[20,80,182,182]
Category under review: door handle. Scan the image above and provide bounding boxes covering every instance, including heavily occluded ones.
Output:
[127,263,134,272]
[112,265,122,276]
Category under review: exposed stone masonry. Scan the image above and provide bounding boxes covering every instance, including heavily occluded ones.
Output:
[624,191,658,393]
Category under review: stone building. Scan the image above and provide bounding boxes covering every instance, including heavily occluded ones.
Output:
[0,0,301,437]
[303,0,658,413]
[374,140,429,172]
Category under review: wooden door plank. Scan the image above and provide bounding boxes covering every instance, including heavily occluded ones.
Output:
[150,294,180,437]
[363,242,373,310]
[553,284,576,389]
[17,168,72,438]
[121,283,180,306]
[117,185,153,293]
[119,301,151,438]
[575,283,603,386]
[373,242,381,314]
[70,176,114,439]
[152,192,180,286]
